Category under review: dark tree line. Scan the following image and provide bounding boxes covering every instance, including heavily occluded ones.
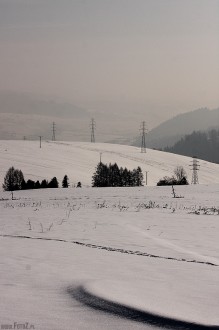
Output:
[164,129,219,164]
[2,167,64,191]
[92,162,143,187]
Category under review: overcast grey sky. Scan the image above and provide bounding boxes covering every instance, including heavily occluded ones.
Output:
[0,0,218,127]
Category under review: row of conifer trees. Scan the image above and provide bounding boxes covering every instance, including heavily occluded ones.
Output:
[3,163,144,191]
[2,167,70,191]
[92,162,143,187]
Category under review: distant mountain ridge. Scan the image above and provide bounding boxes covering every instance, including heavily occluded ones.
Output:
[131,107,219,149]
[0,91,138,142]
[0,91,88,118]
[0,92,90,140]
[1,92,219,146]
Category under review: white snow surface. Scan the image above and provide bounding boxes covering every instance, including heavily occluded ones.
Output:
[1,140,219,187]
[0,184,219,329]
[0,141,219,329]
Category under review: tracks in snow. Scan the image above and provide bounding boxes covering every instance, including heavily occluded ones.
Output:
[1,234,218,267]
[75,144,163,167]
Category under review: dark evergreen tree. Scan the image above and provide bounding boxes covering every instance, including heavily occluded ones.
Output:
[92,163,144,187]
[3,167,24,191]
[34,180,41,189]
[48,177,59,188]
[76,181,82,188]
[135,166,144,186]
[111,163,121,186]
[92,162,109,187]
[21,179,27,190]
[127,169,133,186]
[131,167,143,186]
[40,179,48,188]
[26,179,35,190]
[3,167,15,191]
[15,170,24,190]
[108,163,113,186]
[120,167,126,186]
[62,175,69,188]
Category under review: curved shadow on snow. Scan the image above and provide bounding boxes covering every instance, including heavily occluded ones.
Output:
[67,285,219,330]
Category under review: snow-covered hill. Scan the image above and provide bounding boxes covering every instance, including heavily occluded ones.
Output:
[1,140,219,328]
[0,185,219,329]
[1,140,219,188]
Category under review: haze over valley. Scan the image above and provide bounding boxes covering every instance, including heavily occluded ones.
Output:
[0,0,218,142]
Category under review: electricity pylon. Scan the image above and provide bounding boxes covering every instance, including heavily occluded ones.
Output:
[52,122,56,141]
[190,156,200,184]
[140,121,147,153]
[39,136,43,148]
[90,118,96,143]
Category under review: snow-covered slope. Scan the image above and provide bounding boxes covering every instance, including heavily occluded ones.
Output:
[0,185,219,329]
[1,140,219,187]
[1,140,219,329]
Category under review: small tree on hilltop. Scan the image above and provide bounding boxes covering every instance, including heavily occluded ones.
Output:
[62,175,69,188]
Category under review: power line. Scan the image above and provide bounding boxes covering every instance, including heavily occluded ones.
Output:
[90,118,96,143]
[139,121,147,153]
[190,156,200,184]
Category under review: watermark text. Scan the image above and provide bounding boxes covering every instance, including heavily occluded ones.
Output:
[1,322,35,329]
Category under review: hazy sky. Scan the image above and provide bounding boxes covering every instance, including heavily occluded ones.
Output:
[0,0,219,127]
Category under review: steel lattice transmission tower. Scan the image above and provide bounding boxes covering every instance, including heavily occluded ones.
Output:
[190,156,200,184]
[52,122,56,141]
[140,121,147,153]
[39,136,43,148]
[90,118,96,143]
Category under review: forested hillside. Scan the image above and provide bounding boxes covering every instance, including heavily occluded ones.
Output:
[129,108,219,149]
[164,129,219,164]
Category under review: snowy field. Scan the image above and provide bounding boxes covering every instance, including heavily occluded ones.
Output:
[1,140,219,187]
[0,141,219,329]
[0,184,219,329]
